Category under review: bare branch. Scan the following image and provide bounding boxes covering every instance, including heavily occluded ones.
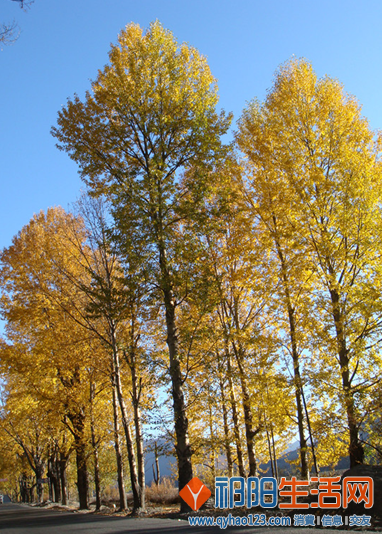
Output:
[0,21,19,45]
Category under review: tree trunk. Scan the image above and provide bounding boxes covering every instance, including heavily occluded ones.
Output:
[152,201,193,512]
[48,477,54,501]
[270,423,279,480]
[112,379,127,511]
[226,350,245,477]
[47,444,60,502]
[329,285,364,467]
[132,382,145,509]
[68,409,89,509]
[75,440,88,510]
[59,451,69,506]
[126,338,145,510]
[20,474,28,503]
[54,447,62,503]
[232,341,260,477]
[301,387,319,476]
[151,216,193,511]
[163,285,193,511]
[207,384,216,481]
[286,304,309,479]
[274,230,309,479]
[153,441,160,486]
[218,366,233,478]
[35,461,44,503]
[237,373,258,477]
[110,326,141,512]
[90,382,101,511]
[266,426,275,478]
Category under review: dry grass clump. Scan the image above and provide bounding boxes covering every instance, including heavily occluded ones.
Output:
[101,485,120,505]
[146,479,180,505]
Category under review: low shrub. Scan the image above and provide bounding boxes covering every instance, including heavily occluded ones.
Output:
[146,478,180,505]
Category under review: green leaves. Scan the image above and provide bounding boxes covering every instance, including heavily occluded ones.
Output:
[52,21,230,196]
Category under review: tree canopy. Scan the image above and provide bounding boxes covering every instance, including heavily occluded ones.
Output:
[1,30,382,514]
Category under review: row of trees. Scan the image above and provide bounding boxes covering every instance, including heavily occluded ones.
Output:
[1,22,382,512]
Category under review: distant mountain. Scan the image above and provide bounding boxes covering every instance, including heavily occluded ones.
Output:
[143,439,350,486]
[259,444,350,477]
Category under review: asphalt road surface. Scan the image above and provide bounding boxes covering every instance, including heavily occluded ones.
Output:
[0,503,374,533]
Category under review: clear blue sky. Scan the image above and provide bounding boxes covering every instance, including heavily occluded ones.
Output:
[2,0,382,251]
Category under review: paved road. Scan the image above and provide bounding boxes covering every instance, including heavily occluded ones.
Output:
[0,502,375,533]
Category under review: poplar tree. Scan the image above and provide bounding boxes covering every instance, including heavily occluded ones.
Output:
[52,21,231,500]
[0,208,105,508]
[237,58,382,467]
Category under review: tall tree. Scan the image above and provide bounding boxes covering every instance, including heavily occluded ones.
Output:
[65,196,147,512]
[234,140,315,477]
[52,20,231,503]
[237,58,382,467]
[0,208,106,508]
